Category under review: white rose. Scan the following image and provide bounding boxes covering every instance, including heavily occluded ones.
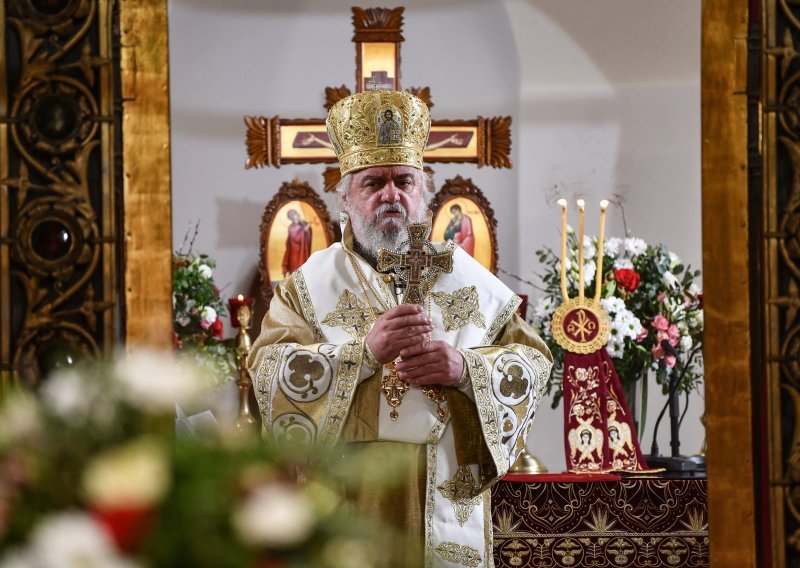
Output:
[680,335,694,351]
[668,252,682,269]
[662,271,679,289]
[83,437,171,509]
[197,264,213,279]
[232,484,314,548]
[201,306,217,324]
[688,282,701,297]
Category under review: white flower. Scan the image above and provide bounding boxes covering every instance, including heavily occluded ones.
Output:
[688,282,701,297]
[604,237,622,258]
[83,437,171,509]
[668,252,682,269]
[613,258,634,270]
[29,512,141,568]
[600,297,626,315]
[201,306,217,324]
[232,484,314,548]
[662,271,679,290]
[582,260,596,286]
[680,335,694,351]
[197,264,213,279]
[40,370,93,420]
[624,237,648,257]
[116,350,208,411]
[532,297,554,323]
[582,236,597,260]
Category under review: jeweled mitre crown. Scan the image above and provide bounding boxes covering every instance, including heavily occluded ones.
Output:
[326,90,431,176]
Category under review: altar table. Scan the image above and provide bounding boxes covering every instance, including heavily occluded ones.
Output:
[491,475,708,567]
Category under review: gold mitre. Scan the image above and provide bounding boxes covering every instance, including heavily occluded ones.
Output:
[326,90,431,176]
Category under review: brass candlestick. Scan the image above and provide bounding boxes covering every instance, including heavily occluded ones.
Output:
[235,303,257,432]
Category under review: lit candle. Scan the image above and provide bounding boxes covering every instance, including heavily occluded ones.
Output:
[594,200,609,303]
[576,199,586,301]
[557,198,569,301]
[228,294,255,328]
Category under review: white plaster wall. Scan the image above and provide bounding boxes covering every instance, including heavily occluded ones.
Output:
[505,0,704,470]
[168,0,704,472]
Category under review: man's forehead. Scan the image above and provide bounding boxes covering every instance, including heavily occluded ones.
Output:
[354,166,420,180]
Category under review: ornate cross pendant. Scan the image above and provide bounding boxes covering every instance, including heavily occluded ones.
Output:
[377,212,453,305]
[381,361,410,420]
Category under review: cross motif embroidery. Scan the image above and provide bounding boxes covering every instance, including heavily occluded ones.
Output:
[377,213,453,304]
[431,285,486,331]
[321,289,375,339]
[436,465,482,526]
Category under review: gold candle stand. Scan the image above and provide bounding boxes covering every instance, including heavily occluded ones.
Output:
[234,303,257,432]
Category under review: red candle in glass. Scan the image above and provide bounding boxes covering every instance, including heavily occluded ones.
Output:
[228,294,255,328]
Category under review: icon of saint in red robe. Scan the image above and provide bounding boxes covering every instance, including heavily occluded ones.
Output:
[443,203,475,257]
[282,209,312,277]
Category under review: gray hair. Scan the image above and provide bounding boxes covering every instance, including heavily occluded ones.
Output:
[335,170,435,205]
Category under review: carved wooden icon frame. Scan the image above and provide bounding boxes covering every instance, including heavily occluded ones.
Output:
[258,179,336,304]
[430,175,498,274]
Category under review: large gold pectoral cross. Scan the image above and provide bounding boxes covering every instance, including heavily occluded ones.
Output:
[377,212,454,305]
[376,213,453,420]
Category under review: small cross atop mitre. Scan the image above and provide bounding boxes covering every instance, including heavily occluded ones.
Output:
[377,211,453,304]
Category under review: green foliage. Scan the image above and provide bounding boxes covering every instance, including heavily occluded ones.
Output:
[172,252,237,386]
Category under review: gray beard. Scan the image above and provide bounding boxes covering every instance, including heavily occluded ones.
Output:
[349,203,428,263]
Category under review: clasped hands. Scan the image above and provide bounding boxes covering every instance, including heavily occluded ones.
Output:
[365,304,464,386]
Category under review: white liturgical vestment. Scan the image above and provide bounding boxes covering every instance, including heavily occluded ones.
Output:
[249,218,552,568]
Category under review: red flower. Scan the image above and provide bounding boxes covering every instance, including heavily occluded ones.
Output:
[210,317,224,338]
[614,268,640,294]
[172,330,183,350]
[91,505,155,554]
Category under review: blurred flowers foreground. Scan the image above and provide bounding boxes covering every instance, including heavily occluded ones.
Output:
[0,352,411,568]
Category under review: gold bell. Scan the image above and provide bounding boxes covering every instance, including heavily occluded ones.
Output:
[508,447,549,474]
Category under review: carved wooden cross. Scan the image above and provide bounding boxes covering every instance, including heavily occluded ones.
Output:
[377,214,453,305]
[243,7,513,191]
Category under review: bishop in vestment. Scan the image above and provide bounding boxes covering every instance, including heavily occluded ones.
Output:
[248,89,552,568]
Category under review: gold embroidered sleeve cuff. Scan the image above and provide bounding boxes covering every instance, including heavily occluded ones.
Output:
[455,350,471,390]
[362,339,382,371]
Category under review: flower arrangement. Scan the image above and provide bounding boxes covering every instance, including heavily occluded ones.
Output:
[172,252,236,385]
[0,352,406,567]
[532,229,704,410]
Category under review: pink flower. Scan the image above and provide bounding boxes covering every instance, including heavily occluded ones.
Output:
[667,324,680,344]
[652,314,669,331]
[652,344,664,360]
[657,292,666,303]
[636,327,648,343]
[665,355,677,368]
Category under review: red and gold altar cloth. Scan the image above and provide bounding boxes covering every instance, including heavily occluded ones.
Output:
[491,477,708,567]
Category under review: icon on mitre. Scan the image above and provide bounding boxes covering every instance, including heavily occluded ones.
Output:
[552,199,653,473]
